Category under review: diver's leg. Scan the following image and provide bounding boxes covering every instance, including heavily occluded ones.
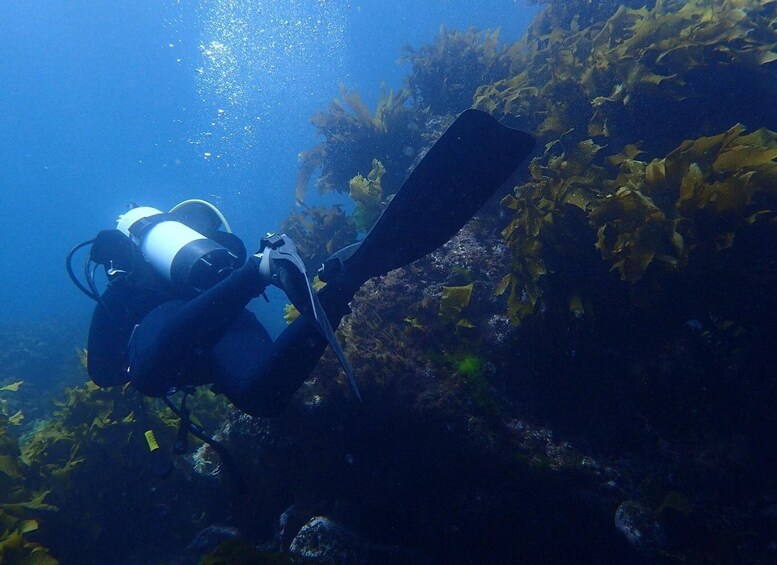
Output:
[128,259,264,396]
[218,279,357,417]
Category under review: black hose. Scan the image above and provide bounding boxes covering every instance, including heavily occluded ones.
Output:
[162,396,247,494]
[66,239,100,301]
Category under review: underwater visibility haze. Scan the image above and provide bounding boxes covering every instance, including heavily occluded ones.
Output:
[1,0,777,563]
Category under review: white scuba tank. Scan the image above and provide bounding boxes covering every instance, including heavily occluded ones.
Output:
[116,206,239,293]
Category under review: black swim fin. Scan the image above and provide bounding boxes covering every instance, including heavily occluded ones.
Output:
[321,109,535,284]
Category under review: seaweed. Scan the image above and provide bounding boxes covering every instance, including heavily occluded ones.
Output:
[296,86,425,200]
[0,508,58,565]
[401,27,511,115]
[438,283,474,325]
[8,380,230,563]
[280,204,358,274]
[349,159,386,232]
[283,277,326,325]
[455,354,482,378]
[525,0,650,30]
[477,0,777,325]
[500,121,777,323]
[0,414,58,564]
[475,0,777,157]
[499,137,606,322]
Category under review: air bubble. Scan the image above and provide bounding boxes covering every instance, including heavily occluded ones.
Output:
[186,0,347,167]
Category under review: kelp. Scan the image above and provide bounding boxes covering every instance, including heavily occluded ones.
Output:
[0,508,58,565]
[439,283,475,327]
[597,124,777,283]
[11,380,229,562]
[0,415,58,564]
[501,123,777,323]
[475,0,777,157]
[20,382,148,495]
[280,204,358,274]
[283,277,327,325]
[469,0,777,324]
[401,27,510,115]
[525,0,648,29]
[296,86,424,200]
[499,137,607,321]
[349,159,386,232]
[0,382,23,393]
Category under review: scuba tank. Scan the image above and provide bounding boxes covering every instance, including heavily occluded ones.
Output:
[66,199,242,302]
[115,204,239,294]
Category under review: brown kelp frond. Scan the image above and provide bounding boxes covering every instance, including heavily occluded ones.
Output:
[281,204,358,273]
[401,26,511,115]
[476,0,777,156]
[500,138,608,322]
[502,123,777,323]
[439,284,474,326]
[349,159,386,232]
[525,0,649,30]
[296,85,422,200]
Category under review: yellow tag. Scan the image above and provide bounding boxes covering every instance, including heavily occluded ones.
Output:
[144,430,160,452]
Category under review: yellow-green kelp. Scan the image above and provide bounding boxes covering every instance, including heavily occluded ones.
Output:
[280,204,358,274]
[476,0,777,157]
[296,86,423,201]
[477,0,777,324]
[500,123,777,323]
[349,159,386,232]
[401,26,510,115]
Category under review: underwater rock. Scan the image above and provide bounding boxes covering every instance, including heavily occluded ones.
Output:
[614,500,665,551]
[279,501,321,551]
[185,524,241,554]
[288,517,360,562]
[289,516,426,564]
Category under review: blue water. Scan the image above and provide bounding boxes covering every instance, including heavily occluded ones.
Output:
[0,0,537,340]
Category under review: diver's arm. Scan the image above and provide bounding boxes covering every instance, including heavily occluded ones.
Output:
[122,257,266,397]
[87,277,174,388]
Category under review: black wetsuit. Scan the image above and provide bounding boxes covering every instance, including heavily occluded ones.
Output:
[87,242,357,417]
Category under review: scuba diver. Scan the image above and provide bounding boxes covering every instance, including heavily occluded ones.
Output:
[68,109,535,419]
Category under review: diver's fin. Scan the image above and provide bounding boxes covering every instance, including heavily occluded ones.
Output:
[330,109,535,283]
[307,280,362,402]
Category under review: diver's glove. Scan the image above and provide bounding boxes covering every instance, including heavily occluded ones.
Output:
[255,233,311,312]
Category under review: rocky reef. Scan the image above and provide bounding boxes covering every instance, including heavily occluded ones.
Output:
[216,224,635,562]
[221,1,777,562]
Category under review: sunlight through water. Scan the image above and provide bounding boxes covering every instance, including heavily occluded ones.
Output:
[189,0,347,168]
